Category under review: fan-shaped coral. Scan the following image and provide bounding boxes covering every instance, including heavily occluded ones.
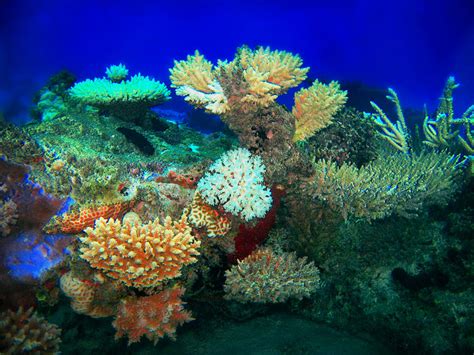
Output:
[0,307,61,354]
[224,248,320,303]
[113,287,193,345]
[197,148,272,222]
[79,213,201,288]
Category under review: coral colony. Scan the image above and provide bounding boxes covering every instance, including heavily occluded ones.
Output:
[0,46,473,354]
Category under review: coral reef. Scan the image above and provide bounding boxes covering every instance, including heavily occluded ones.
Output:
[113,287,193,345]
[79,213,201,288]
[197,148,272,222]
[70,64,170,122]
[292,80,347,142]
[224,248,320,303]
[0,307,61,354]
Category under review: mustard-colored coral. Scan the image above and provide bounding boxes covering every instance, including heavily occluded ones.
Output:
[79,213,201,288]
[293,80,347,142]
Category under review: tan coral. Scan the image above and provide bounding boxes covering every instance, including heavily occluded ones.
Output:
[293,80,347,142]
[239,47,309,106]
[79,214,201,288]
[184,191,231,237]
[170,50,215,93]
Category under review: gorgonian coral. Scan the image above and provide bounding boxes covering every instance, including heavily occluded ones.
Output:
[79,213,201,288]
[197,148,272,222]
[292,80,347,142]
[113,287,193,345]
[306,151,462,221]
[0,307,61,354]
[224,248,320,303]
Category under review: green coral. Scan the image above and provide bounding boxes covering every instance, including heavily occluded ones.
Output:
[105,63,129,82]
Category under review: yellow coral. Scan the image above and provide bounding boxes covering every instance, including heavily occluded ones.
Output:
[170,50,229,113]
[239,47,309,106]
[293,80,347,142]
[79,214,201,288]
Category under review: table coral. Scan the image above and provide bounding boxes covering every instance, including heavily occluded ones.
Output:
[0,307,61,354]
[224,248,320,303]
[113,287,193,345]
[79,213,200,288]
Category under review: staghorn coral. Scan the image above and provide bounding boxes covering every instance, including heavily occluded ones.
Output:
[369,88,410,153]
[113,287,193,345]
[292,80,347,142]
[105,63,129,82]
[70,65,170,121]
[305,151,462,221]
[79,213,200,288]
[44,200,134,234]
[0,307,61,354]
[184,191,231,237]
[197,148,272,222]
[224,248,320,303]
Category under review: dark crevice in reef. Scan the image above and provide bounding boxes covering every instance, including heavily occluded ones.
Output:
[116,127,155,156]
[391,267,449,292]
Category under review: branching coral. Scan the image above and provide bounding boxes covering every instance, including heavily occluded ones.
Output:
[113,287,193,345]
[0,307,61,354]
[224,248,320,303]
[306,151,461,221]
[105,63,129,82]
[293,80,347,142]
[197,148,272,222]
[70,65,170,121]
[79,213,201,288]
[0,184,18,236]
[370,88,410,153]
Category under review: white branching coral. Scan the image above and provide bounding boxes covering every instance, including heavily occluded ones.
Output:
[197,148,272,222]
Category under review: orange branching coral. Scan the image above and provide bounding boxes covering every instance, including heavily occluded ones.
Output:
[0,307,61,354]
[60,271,116,318]
[44,200,133,234]
[239,47,309,106]
[79,213,201,288]
[113,287,193,345]
[184,191,231,237]
[293,80,347,142]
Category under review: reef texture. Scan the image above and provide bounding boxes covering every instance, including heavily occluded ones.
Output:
[0,307,61,354]
[112,287,193,345]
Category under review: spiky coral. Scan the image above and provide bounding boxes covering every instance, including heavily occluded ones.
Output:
[197,148,272,222]
[306,151,461,221]
[106,63,129,82]
[79,213,201,288]
[224,248,320,303]
[113,287,193,345]
[170,46,308,113]
[185,191,231,237]
[0,307,61,354]
[293,80,347,142]
[44,200,134,234]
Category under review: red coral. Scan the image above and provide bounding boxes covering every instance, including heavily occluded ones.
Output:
[155,170,198,189]
[228,185,285,263]
[113,287,193,345]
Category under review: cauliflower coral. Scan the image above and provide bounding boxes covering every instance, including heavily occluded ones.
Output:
[197,148,272,222]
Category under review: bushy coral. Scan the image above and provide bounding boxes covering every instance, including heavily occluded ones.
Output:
[105,63,129,82]
[113,287,193,345]
[293,80,347,142]
[0,184,18,236]
[79,213,201,288]
[306,151,462,221]
[0,307,61,354]
[224,248,320,303]
[197,148,272,222]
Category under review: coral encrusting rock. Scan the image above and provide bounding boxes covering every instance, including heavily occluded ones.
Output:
[113,287,193,345]
[0,307,61,354]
